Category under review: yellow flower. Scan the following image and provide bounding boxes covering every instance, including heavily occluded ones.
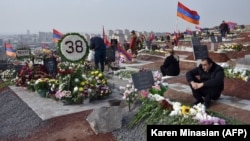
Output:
[98,73,103,78]
[102,80,106,84]
[94,71,99,75]
[78,87,84,92]
[80,82,85,86]
[181,105,190,116]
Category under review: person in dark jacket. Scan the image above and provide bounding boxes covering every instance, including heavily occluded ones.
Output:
[90,36,106,72]
[186,57,225,109]
[219,20,229,38]
[160,49,180,76]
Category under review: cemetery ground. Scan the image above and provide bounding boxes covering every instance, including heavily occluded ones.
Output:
[1,54,250,141]
[1,33,250,141]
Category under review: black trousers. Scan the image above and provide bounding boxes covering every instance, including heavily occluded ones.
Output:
[94,50,106,72]
[190,78,223,102]
[190,85,222,102]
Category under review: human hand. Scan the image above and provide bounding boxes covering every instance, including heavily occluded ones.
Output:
[196,83,204,89]
[191,81,198,90]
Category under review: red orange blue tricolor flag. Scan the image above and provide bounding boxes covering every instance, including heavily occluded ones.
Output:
[177,1,200,25]
[5,43,16,57]
[117,43,132,61]
[103,26,111,47]
[53,29,64,43]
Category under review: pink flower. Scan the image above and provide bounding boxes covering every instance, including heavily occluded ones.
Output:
[55,91,64,99]
[140,90,149,98]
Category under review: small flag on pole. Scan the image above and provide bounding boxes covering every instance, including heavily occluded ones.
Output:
[53,29,64,43]
[5,43,16,57]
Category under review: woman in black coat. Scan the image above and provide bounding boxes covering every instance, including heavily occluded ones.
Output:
[160,49,180,76]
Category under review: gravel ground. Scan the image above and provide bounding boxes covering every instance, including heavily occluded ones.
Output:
[0,88,44,140]
[0,86,146,141]
[112,102,147,141]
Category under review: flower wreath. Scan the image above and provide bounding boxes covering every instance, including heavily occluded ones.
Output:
[15,47,31,60]
[58,32,89,63]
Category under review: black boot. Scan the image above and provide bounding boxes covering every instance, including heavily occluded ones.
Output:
[204,95,211,109]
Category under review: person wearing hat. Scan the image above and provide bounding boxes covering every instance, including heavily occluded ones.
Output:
[129,30,138,57]
[160,49,180,76]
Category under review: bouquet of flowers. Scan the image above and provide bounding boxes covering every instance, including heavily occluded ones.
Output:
[56,63,89,104]
[224,67,249,81]
[149,71,168,96]
[34,78,50,97]
[0,69,17,82]
[87,70,112,100]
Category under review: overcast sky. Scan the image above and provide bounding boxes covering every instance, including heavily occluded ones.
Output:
[1,0,249,34]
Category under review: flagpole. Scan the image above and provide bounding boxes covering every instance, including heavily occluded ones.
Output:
[176,0,179,32]
[4,43,7,59]
[175,17,178,33]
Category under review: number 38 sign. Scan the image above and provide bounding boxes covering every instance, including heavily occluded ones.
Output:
[58,33,89,62]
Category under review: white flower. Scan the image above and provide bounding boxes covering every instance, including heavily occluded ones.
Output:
[243,76,249,81]
[169,102,182,116]
[134,88,138,92]
[148,93,164,101]
[126,84,131,88]
[192,103,206,113]
[88,89,92,93]
[81,74,86,79]
[189,108,198,116]
[220,63,229,68]
[74,78,79,83]
[73,86,78,93]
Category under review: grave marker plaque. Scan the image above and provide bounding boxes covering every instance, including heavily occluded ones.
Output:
[131,71,154,90]
[43,57,57,76]
[193,45,209,60]
[105,47,115,63]
[191,37,201,46]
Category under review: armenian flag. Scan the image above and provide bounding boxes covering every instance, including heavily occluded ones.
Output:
[5,43,16,57]
[103,26,111,47]
[53,29,64,43]
[177,1,200,25]
[117,43,132,62]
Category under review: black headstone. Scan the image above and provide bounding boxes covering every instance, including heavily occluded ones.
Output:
[105,47,115,63]
[43,57,57,76]
[111,39,118,45]
[192,31,197,37]
[191,37,201,46]
[131,71,154,90]
[151,45,157,51]
[193,45,209,60]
